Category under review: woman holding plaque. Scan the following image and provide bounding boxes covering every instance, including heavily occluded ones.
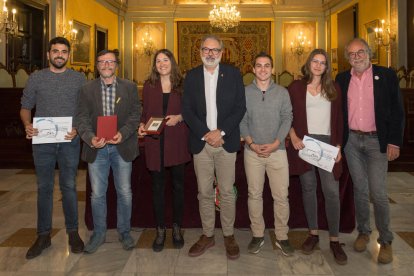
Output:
[287,49,347,265]
[138,49,191,252]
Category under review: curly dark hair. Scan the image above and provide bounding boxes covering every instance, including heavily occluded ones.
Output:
[301,48,337,101]
[147,49,183,94]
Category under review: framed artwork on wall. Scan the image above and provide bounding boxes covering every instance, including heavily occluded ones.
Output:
[71,20,91,65]
[365,20,379,64]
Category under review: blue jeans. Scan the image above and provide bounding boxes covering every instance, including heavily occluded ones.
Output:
[32,136,80,235]
[88,145,132,235]
[344,131,393,244]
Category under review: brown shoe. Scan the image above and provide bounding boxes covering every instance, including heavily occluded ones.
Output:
[188,235,215,257]
[224,235,240,260]
[378,243,393,264]
[354,233,370,252]
[330,241,348,265]
[301,234,319,255]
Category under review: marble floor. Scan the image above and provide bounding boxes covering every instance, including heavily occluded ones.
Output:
[0,169,413,275]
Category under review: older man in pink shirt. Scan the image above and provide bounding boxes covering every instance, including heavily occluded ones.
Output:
[336,38,404,264]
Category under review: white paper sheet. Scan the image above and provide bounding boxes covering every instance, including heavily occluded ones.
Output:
[298,135,339,172]
[32,117,72,144]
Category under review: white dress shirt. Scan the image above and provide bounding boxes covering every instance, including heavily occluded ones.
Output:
[204,65,219,131]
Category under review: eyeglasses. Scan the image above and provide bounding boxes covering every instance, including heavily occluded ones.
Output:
[311,59,327,66]
[201,47,222,55]
[255,63,272,69]
[97,60,117,66]
[348,49,367,59]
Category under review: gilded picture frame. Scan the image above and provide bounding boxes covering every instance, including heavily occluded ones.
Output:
[365,20,379,64]
[71,20,91,65]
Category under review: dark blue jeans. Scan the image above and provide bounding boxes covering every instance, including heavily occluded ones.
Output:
[32,136,80,235]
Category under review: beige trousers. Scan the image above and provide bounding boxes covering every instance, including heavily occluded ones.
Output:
[193,144,237,237]
[244,148,290,240]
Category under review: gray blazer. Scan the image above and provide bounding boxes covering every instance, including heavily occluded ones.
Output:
[76,77,141,163]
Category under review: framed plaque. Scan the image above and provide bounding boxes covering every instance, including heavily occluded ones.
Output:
[144,117,166,135]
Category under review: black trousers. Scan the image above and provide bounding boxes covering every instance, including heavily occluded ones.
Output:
[150,163,185,227]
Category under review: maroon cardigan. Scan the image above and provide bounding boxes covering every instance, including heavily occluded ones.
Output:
[287,79,344,180]
[140,80,191,171]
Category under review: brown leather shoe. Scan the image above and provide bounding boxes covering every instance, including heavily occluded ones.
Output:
[354,233,370,252]
[330,241,348,265]
[224,235,240,260]
[378,243,393,264]
[188,235,215,257]
[301,234,319,254]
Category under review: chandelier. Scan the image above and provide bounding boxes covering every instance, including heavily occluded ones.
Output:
[141,26,156,56]
[0,0,18,37]
[57,20,78,45]
[290,31,311,57]
[135,25,156,57]
[209,0,241,32]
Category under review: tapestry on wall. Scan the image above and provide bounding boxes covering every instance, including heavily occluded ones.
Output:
[177,21,271,75]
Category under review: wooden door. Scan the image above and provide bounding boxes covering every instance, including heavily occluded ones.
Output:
[337,4,358,73]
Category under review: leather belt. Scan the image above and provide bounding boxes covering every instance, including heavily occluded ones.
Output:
[350,129,377,136]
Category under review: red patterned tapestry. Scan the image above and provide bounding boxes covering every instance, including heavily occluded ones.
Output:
[177,21,271,75]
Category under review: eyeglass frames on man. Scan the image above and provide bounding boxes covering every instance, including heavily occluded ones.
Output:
[97,60,117,66]
[347,49,367,59]
[201,47,222,55]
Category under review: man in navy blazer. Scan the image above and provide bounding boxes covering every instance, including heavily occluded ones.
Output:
[336,38,404,264]
[182,35,246,260]
[76,50,140,254]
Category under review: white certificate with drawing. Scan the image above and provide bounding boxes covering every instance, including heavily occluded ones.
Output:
[298,135,339,172]
[32,117,72,144]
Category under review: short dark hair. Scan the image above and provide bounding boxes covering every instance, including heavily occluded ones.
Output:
[253,52,273,68]
[96,49,120,64]
[48,37,71,52]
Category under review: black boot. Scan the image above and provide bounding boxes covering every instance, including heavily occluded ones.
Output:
[26,234,51,259]
[68,231,84,253]
[152,226,166,252]
[172,223,184,249]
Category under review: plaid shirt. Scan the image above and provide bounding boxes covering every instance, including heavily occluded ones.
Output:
[101,77,117,116]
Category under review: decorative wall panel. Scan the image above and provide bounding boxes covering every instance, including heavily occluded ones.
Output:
[283,21,316,77]
[133,23,165,85]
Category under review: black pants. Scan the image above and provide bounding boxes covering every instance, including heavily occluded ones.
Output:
[151,164,185,227]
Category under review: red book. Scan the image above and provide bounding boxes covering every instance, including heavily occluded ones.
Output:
[97,115,117,140]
